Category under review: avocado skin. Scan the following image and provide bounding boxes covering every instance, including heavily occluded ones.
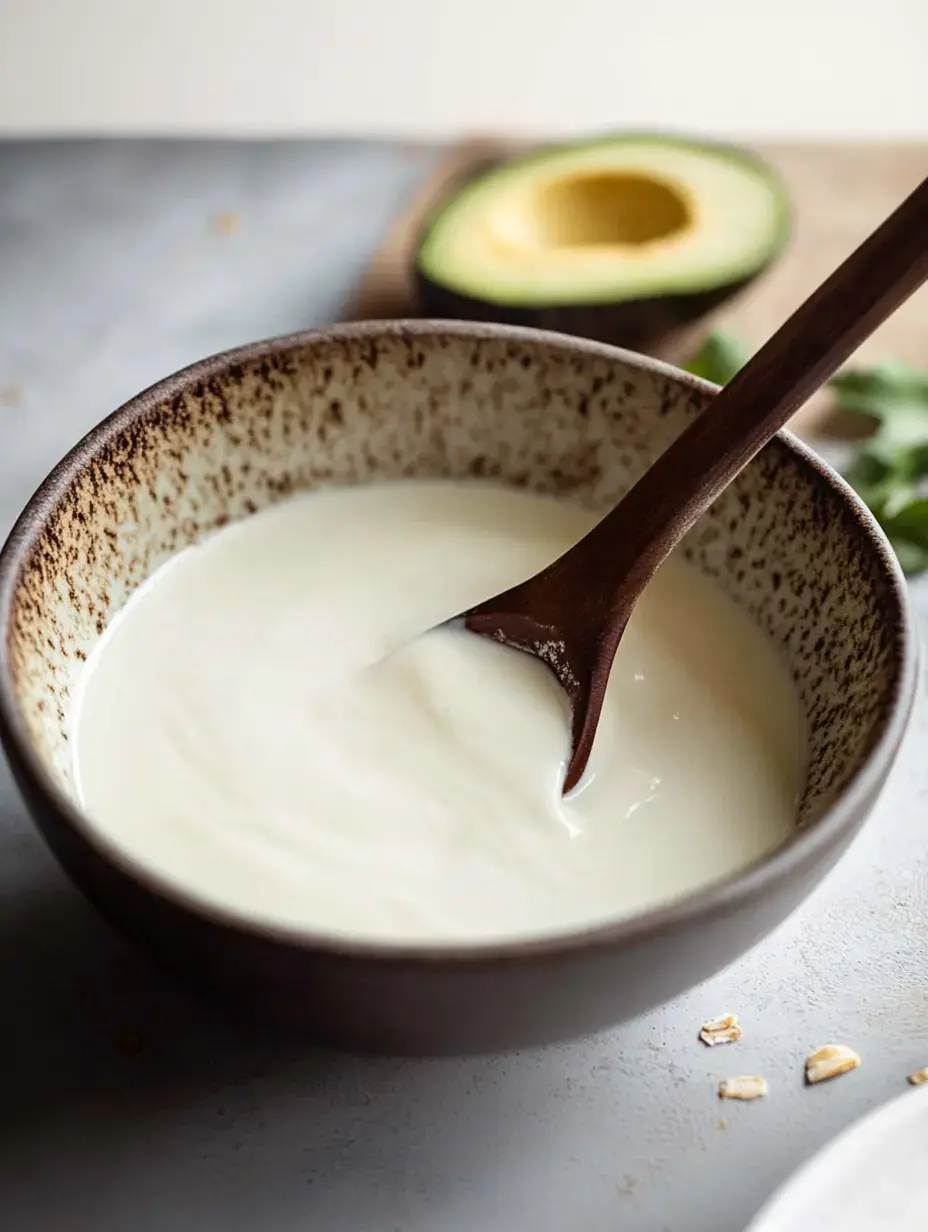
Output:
[414,266,766,351]
[411,136,789,349]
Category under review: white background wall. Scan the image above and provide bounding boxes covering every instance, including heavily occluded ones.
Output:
[0,0,926,138]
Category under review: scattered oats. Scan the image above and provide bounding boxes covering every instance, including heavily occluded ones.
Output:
[805,1044,861,1085]
[211,211,241,236]
[907,1067,928,1086]
[718,1118,729,1129]
[699,1013,742,1046]
[718,1075,768,1101]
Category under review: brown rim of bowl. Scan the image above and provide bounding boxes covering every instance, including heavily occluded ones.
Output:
[0,319,919,964]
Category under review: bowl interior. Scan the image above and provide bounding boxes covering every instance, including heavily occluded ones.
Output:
[1,324,906,836]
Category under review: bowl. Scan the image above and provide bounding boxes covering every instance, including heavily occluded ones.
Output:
[0,321,917,1055]
[746,1086,928,1230]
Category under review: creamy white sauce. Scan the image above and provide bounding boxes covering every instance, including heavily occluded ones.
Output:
[72,482,804,944]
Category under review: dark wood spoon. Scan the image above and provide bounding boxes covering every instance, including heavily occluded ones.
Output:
[463,174,928,794]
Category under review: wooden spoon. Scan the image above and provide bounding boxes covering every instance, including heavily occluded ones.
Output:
[463,174,928,794]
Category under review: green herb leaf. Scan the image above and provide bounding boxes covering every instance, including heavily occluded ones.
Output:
[828,361,928,420]
[683,330,750,386]
[681,333,928,577]
[833,360,928,574]
[875,497,928,576]
[830,362,928,468]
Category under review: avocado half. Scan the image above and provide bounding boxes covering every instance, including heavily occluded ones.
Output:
[414,134,790,347]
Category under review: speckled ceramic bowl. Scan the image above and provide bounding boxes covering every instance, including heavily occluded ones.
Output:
[0,321,917,1054]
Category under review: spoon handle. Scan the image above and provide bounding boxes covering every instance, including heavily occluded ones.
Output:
[466,173,928,795]
[590,173,928,597]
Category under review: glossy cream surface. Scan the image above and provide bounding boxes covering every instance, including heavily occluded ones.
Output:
[72,482,804,943]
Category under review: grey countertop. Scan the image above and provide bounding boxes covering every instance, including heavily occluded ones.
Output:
[2,139,927,1232]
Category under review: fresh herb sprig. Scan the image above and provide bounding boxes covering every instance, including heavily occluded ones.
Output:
[684,333,928,575]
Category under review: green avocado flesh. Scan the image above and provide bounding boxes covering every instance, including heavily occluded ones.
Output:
[416,135,790,310]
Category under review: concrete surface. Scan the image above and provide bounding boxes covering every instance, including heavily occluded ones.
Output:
[1,139,927,1232]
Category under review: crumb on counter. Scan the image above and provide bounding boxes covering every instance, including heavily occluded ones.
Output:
[805,1044,861,1085]
[718,1075,768,1101]
[211,211,241,236]
[699,1013,742,1046]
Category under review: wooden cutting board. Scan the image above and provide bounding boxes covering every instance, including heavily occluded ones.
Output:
[351,137,928,435]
